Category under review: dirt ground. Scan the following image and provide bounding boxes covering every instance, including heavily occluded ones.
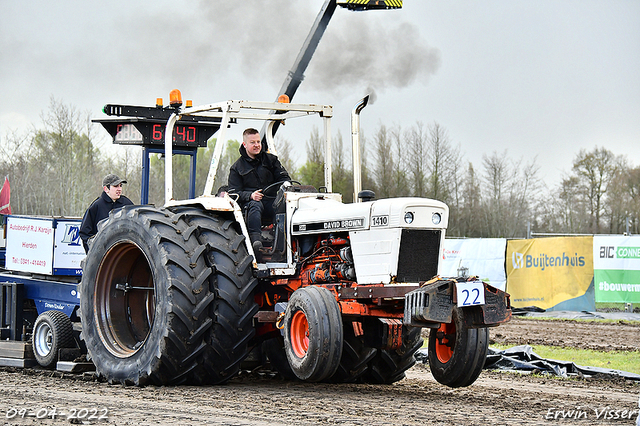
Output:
[1,317,639,426]
[489,316,640,352]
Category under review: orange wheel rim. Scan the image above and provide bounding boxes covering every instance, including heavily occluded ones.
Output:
[290,310,309,358]
[435,321,455,363]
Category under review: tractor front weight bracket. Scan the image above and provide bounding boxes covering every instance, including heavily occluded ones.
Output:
[404,279,512,329]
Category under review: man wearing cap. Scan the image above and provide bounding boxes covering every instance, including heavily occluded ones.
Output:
[79,174,134,253]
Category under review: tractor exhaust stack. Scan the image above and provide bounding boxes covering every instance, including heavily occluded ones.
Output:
[352,94,369,203]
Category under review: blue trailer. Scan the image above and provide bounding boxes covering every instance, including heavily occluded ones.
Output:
[0,215,84,368]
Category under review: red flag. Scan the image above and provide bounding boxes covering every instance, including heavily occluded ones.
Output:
[0,176,11,215]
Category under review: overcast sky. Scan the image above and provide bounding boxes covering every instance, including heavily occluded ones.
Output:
[1,0,638,188]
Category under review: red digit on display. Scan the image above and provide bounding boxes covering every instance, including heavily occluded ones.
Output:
[115,124,124,141]
[153,124,163,140]
[175,125,186,142]
[187,126,196,143]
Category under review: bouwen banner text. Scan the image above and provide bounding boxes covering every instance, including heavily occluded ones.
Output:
[593,236,640,303]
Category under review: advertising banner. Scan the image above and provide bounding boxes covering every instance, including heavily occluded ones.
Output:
[53,219,84,275]
[6,216,55,275]
[506,237,593,310]
[5,216,85,276]
[593,236,640,303]
[441,239,507,291]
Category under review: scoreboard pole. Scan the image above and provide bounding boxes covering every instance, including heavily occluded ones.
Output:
[140,147,198,205]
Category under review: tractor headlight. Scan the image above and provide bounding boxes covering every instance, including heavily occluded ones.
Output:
[432,213,442,225]
[404,212,414,224]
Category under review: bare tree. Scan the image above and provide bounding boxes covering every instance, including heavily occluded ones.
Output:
[331,131,353,202]
[408,122,428,197]
[454,162,482,237]
[572,147,622,233]
[478,151,541,237]
[604,162,638,234]
[371,124,395,198]
[297,127,325,190]
[390,125,410,197]
[425,122,461,203]
[273,137,298,180]
[1,98,104,216]
[481,151,510,236]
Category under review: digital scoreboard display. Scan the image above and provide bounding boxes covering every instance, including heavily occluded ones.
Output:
[93,104,227,148]
[113,122,208,147]
[96,119,219,148]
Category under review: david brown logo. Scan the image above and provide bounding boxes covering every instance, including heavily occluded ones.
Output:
[61,224,81,246]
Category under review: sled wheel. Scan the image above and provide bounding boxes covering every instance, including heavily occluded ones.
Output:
[284,286,343,382]
[428,307,489,388]
[364,326,423,384]
[262,335,298,380]
[32,310,74,368]
[80,206,257,385]
[330,321,377,383]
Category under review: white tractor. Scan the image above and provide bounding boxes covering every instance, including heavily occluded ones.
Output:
[80,94,511,387]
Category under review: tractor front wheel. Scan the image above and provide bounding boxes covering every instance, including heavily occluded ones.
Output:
[428,307,489,387]
[283,286,343,382]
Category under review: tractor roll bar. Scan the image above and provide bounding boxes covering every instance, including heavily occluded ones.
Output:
[163,100,333,205]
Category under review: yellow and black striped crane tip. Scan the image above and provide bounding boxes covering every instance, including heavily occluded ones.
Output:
[337,0,403,11]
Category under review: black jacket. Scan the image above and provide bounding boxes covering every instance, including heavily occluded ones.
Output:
[79,191,133,252]
[228,145,290,205]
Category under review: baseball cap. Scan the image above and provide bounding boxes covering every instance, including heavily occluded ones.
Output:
[102,174,127,187]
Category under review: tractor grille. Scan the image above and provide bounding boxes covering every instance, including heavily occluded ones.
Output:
[396,229,441,282]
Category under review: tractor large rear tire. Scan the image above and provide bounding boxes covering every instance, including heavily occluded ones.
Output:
[363,326,423,384]
[176,207,259,383]
[428,307,489,388]
[283,286,343,382]
[262,335,298,380]
[80,205,257,385]
[330,320,377,383]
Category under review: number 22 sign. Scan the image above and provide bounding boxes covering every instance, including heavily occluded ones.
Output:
[456,281,486,307]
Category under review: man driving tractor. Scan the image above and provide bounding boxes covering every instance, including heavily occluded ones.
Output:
[227,128,291,258]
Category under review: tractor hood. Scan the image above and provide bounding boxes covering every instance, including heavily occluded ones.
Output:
[290,195,449,284]
[290,196,449,235]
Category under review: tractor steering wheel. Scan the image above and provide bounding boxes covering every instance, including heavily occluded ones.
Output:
[262,180,301,199]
